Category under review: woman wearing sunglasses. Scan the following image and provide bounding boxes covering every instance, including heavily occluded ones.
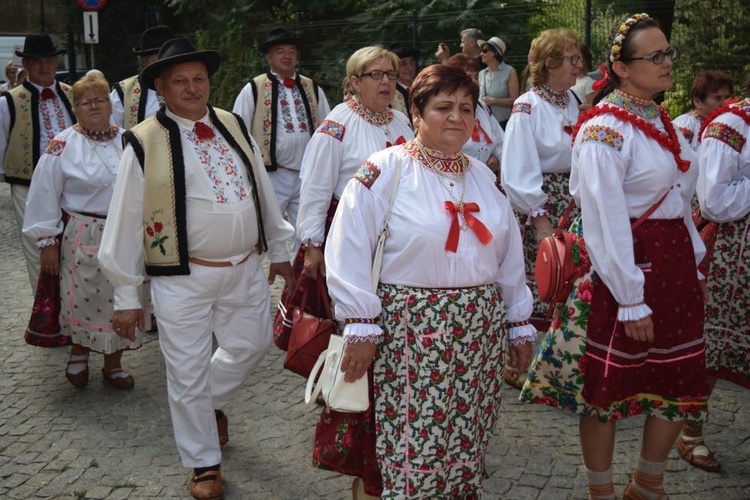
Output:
[521,14,708,499]
[478,36,518,129]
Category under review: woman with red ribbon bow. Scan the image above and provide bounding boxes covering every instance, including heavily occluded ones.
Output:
[521,14,709,499]
[324,64,534,498]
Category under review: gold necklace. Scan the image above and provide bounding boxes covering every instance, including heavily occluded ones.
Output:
[416,139,470,231]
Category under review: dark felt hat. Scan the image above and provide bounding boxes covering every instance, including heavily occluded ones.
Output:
[133,25,176,55]
[388,42,421,60]
[15,34,64,59]
[259,28,301,53]
[140,37,221,90]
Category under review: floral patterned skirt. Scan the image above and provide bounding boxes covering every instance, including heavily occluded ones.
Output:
[60,212,143,354]
[375,283,506,499]
[704,215,750,388]
[516,172,577,327]
[520,218,709,423]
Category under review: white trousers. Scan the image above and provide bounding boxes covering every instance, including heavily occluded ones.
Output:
[12,184,40,294]
[268,167,301,255]
[151,253,272,467]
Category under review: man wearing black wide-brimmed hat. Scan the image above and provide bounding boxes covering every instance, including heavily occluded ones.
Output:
[0,33,76,294]
[233,27,329,254]
[99,37,295,500]
[110,25,175,129]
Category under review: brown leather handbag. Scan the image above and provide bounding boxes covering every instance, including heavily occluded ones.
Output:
[283,275,338,378]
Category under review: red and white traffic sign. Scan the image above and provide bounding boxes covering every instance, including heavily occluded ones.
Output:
[75,0,107,11]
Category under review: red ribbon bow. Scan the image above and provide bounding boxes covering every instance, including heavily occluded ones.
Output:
[40,88,56,100]
[443,201,493,252]
[591,67,610,92]
[385,135,407,148]
[283,77,296,89]
[193,122,216,141]
[471,121,493,143]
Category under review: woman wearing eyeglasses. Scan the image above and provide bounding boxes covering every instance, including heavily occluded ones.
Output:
[23,70,144,389]
[500,28,583,366]
[521,14,708,499]
[478,36,518,129]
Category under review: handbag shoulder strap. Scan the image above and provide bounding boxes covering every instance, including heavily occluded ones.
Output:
[371,163,402,290]
[631,189,669,231]
[554,187,669,237]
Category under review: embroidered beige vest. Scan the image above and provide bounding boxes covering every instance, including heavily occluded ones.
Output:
[126,106,269,276]
[3,81,73,184]
[117,75,147,130]
[391,84,409,118]
[249,73,318,170]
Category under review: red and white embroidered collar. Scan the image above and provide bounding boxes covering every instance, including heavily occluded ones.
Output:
[698,97,750,143]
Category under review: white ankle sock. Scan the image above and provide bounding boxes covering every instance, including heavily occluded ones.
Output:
[585,466,616,499]
[631,456,667,499]
[67,354,89,375]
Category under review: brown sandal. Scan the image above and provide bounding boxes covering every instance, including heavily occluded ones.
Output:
[503,363,526,390]
[676,433,721,472]
[102,367,135,390]
[65,359,89,388]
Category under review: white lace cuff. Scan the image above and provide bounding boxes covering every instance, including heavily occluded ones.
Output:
[36,237,58,249]
[528,204,549,219]
[617,302,653,322]
[342,322,383,342]
[508,323,537,345]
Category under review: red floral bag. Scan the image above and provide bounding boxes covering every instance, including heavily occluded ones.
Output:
[283,276,338,378]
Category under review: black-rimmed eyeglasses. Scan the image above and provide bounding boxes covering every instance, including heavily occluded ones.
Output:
[622,47,678,65]
[358,70,399,81]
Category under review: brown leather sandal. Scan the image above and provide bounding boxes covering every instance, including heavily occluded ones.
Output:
[503,363,526,390]
[676,433,721,472]
[101,367,135,390]
[65,359,89,388]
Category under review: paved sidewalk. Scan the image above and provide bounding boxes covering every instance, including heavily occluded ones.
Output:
[1,182,748,499]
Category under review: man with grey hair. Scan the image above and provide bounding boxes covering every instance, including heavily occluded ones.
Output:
[435,27,486,69]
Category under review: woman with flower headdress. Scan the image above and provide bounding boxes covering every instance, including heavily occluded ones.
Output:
[500,28,583,369]
[520,14,709,499]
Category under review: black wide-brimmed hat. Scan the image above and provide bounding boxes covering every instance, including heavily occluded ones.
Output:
[140,37,221,90]
[15,34,64,59]
[388,42,421,60]
[259,28,301,53]
[133,25,176,55]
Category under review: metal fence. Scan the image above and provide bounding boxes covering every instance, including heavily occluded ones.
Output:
[225,0,749,115]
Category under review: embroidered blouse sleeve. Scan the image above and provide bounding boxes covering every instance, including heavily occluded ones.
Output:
[575,122,652,321]
[297,120,345,246]
[98,145,146,311]
[500,99,547,215]
[22,141,65,241]
[325,157,393,341]
[697,115,750,223]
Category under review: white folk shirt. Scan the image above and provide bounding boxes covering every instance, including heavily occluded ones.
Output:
[462,101,504,165]
[98,108,294,310]
[109,85,162,129]
[232,71,330,170]
[325,144,534,341]
[0,80,74,177]
[571,104,704,322]
[501,89,580,215]
[673,111,702,152]
[296,102,414,246]
[697,107,750,223]
[23,125,122,239]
